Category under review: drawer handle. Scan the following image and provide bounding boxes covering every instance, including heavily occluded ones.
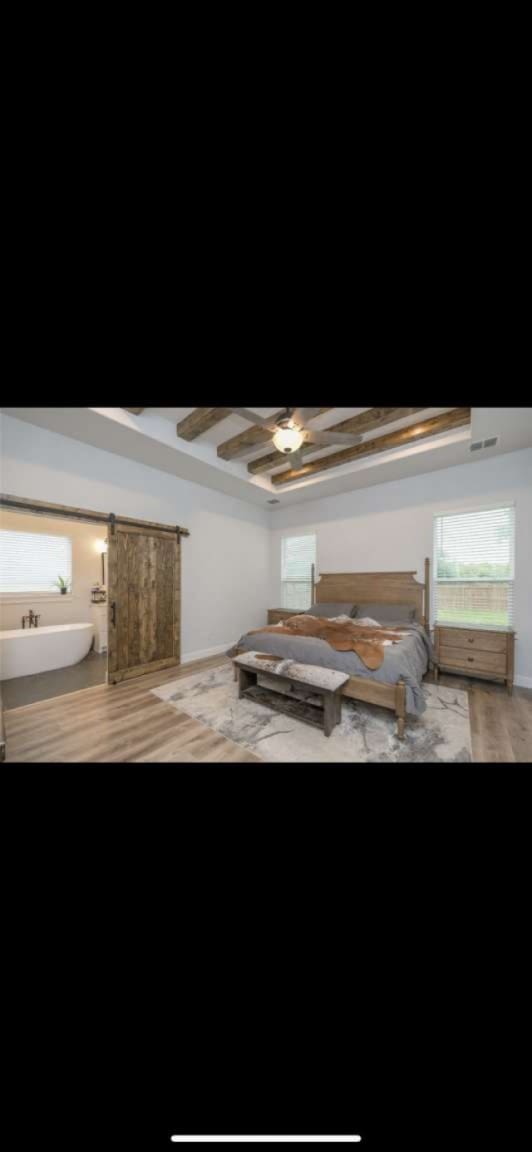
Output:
[468,638,474,643]
[467,657,474,662]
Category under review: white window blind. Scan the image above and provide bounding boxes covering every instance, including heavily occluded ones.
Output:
[281,534,317,610]
[0,530,72,596]
[433,505,515,629]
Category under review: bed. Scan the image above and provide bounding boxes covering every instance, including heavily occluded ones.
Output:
[230,559,432,738]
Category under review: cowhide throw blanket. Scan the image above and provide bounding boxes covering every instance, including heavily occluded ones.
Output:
[246,614,410,671]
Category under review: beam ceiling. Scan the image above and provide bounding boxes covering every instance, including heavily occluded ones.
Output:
[271,408,472,486]
[247,407,427,474]
[176,408,233,440]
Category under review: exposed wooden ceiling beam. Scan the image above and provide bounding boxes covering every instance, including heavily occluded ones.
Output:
[247,407,427,475]
[123,408,145,414]
[217,407,334,461]
[176,408,233,441]
[272,408,472,486]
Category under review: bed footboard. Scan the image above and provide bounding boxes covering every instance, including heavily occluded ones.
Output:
[394,679,406,739]
[341,674,408,738]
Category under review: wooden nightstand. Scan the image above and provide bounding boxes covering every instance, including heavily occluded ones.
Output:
[433,625,515,694]
[267,608,298,625]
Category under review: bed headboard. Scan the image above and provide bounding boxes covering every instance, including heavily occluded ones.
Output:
[314,558,430,627]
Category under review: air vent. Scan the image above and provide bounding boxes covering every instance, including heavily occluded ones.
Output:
[470,436,499,453]
[267,498,280,504]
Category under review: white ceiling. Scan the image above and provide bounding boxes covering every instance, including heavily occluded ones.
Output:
[2,406,532,509]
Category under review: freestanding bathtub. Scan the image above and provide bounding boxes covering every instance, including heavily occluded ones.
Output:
[0,622,95,680]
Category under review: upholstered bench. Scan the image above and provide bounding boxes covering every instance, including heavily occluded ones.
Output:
[232,650,349,737]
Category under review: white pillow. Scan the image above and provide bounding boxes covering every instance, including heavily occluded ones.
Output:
[354,616,382,627]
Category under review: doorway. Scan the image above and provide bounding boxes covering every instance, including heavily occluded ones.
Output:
[0,505,109,709]
[0,494,186,713]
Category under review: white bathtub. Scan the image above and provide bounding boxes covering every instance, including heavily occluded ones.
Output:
[0,622,95,680]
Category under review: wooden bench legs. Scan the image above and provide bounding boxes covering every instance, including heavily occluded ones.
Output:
[323,690,342,737]
[238,666,256,698]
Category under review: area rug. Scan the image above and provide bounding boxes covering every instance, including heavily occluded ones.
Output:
[152,663,472,762]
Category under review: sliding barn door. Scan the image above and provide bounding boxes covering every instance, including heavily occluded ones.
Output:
[107,524,181,684]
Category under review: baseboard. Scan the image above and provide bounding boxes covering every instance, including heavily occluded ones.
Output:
[181,642,233,665]
[514,674,532,689]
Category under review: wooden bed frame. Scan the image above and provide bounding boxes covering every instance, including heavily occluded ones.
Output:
[313,558,430,738]
[233,558,430,739]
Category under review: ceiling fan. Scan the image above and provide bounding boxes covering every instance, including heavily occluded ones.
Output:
[227,407,363,469]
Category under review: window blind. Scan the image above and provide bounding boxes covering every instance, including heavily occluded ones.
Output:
[433,505,515,629]
[0,530,73,595]
[281,534,317,610]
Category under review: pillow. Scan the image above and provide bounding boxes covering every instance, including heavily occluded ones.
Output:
[354,602,416,623]
[304,602,357,618]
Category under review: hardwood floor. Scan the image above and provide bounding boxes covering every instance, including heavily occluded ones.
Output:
[3,656,261,764]
[3,658,531,763]
[424,669,532,763]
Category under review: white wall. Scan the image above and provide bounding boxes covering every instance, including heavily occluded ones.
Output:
[0,508,106,630]
[1,414,272,661]
[270,448,532,687]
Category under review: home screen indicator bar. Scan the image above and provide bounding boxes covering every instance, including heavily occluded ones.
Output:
[170,1139,362,1144]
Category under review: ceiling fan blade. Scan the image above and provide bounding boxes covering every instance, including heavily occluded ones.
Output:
[291,407,324,427]
[303,430,364,447]
[230,440,274,460]
[227,408,278,431]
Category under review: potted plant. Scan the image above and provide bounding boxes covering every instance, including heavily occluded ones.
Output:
[53,575,70,595]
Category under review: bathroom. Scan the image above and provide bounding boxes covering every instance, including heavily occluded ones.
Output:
[0,507,109,709]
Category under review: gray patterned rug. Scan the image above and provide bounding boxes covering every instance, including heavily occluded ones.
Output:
[152,663,472,762]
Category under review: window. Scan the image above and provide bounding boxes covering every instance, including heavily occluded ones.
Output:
[0,529,73,597]
[281,534,317,610]
[433,505,515,629]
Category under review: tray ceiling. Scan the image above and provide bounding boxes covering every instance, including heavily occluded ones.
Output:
[2,407,532,508]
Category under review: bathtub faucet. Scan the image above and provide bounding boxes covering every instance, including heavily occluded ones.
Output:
[22,609,40,628]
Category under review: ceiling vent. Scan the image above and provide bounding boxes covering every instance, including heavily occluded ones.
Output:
[470,436,499,453]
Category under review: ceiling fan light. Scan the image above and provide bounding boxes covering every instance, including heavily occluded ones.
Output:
[273,425,304,454]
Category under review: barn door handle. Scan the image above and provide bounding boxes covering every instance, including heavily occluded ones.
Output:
[111,601,116,627]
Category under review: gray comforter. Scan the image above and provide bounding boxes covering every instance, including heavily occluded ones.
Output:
[228,622,433,715]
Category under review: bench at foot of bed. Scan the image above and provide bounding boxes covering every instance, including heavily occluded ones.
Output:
[231,649,408,739]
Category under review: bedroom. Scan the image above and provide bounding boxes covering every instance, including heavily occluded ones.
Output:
[1,405,531,764]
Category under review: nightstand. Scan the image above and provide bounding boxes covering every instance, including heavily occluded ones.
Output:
[267,608,299,625]
[433,625,515,694]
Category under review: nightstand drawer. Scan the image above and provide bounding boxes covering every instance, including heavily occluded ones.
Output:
[438,627,507,653]
[439,646,507,675]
